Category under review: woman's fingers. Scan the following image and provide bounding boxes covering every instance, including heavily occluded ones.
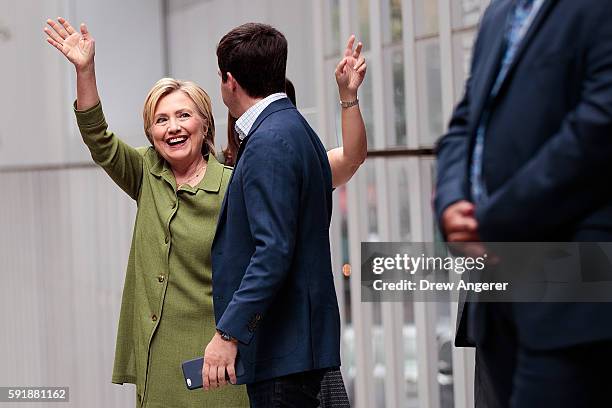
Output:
[43,25,64,45]
[353,42,363,59]
[354,56,366,71]
[45,37,64,54]
[46,18,69,39]
[80,23,89,39]
[335,57,348,77]
[58,17,76,35]
[344,34,355,57]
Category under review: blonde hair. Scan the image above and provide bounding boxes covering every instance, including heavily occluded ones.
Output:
[143,78,216,156]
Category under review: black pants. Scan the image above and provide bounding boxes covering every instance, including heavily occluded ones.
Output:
[247,369,327,408]
[475,303,612,408]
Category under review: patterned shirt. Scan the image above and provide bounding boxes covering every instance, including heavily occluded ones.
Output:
[235,92,288,141]
[470,0,546,204]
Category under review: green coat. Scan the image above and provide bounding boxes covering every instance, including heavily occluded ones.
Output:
[75,102,249,407]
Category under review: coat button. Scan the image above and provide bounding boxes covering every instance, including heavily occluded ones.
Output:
[157,275,165,283]
[152,314,158,322]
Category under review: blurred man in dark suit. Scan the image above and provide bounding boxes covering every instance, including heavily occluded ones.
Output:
[435,0,612,406]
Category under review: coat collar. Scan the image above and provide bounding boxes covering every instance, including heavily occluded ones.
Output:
[235,98,296,165]
[149,152,224,193]
[493,0,558,96]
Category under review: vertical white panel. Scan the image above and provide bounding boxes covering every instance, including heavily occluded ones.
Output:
[0,0,68,167]
[0,0,164,168]
[69,0,165,157]
[346,176,376,408]
[313,0,349,387]
[0,166,136,408]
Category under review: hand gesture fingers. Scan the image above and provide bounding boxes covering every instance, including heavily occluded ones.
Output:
[336,35,367,95]
[44,23,64,46]
[46,18,69,40]
[335,57,348,79]
[43,17,95,70]
[344,35,356,57]
[45,35,65,55]
[354,56,366,72]
[353,41,363,60]
[80,23,91,39]
[58,17,77,36]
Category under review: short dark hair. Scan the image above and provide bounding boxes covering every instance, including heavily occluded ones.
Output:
[285,78,296,107]
[217,23,287,98]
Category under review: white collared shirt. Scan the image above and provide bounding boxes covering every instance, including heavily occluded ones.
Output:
[235,93,288,141]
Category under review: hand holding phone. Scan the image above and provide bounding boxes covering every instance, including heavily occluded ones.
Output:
[181,357,245,390]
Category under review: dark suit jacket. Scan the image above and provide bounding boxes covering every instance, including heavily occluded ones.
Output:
[211,98,341,384]
[435,0,612,349]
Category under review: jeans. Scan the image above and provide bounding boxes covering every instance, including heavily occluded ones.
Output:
[246,369,327,408]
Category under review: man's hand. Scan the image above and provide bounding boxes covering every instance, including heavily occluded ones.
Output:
[442,200,479,241]
[202,332,238,390]
[441,200,487,257]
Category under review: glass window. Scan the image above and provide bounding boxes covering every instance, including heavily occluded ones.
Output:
[324,0,342,57]
[356,0,371,51]
[382,0,403,45]
[360,62,376,147]
[325,58,342,148]
[414,0,439,38]
[383,47,407,148]
[364,160,379,240]
[451,0,484,30]
[452,31,477,104]
[416,38,443,146]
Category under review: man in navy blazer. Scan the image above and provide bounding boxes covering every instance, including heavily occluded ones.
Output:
[203,23,340,406]
[435,0,612,406]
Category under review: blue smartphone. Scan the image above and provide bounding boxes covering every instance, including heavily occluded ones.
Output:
[181,357,245,390]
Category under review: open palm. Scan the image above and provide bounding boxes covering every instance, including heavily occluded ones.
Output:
[44,17,94,70]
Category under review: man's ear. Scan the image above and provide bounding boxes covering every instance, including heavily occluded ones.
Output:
[226,72,238,91]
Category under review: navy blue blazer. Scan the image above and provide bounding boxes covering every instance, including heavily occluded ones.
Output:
[435,0,612,349]
[211,98,341,384]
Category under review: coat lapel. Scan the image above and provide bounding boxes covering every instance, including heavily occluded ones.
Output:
[470,1,512,125]
[493,0,558,98]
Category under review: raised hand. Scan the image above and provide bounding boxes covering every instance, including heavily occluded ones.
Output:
[335,35,367,100]
[44,17,95,71]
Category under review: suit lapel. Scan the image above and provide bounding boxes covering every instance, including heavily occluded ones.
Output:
[470,1,512,124]
[493,0,558,98]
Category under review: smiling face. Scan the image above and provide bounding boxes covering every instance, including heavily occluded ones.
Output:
[149,91,206,168]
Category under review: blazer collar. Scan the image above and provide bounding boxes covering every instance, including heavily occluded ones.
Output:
[149,152,224,193]
[471,0,513,122]
[235,98,296,165]
[493,0,558,97]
